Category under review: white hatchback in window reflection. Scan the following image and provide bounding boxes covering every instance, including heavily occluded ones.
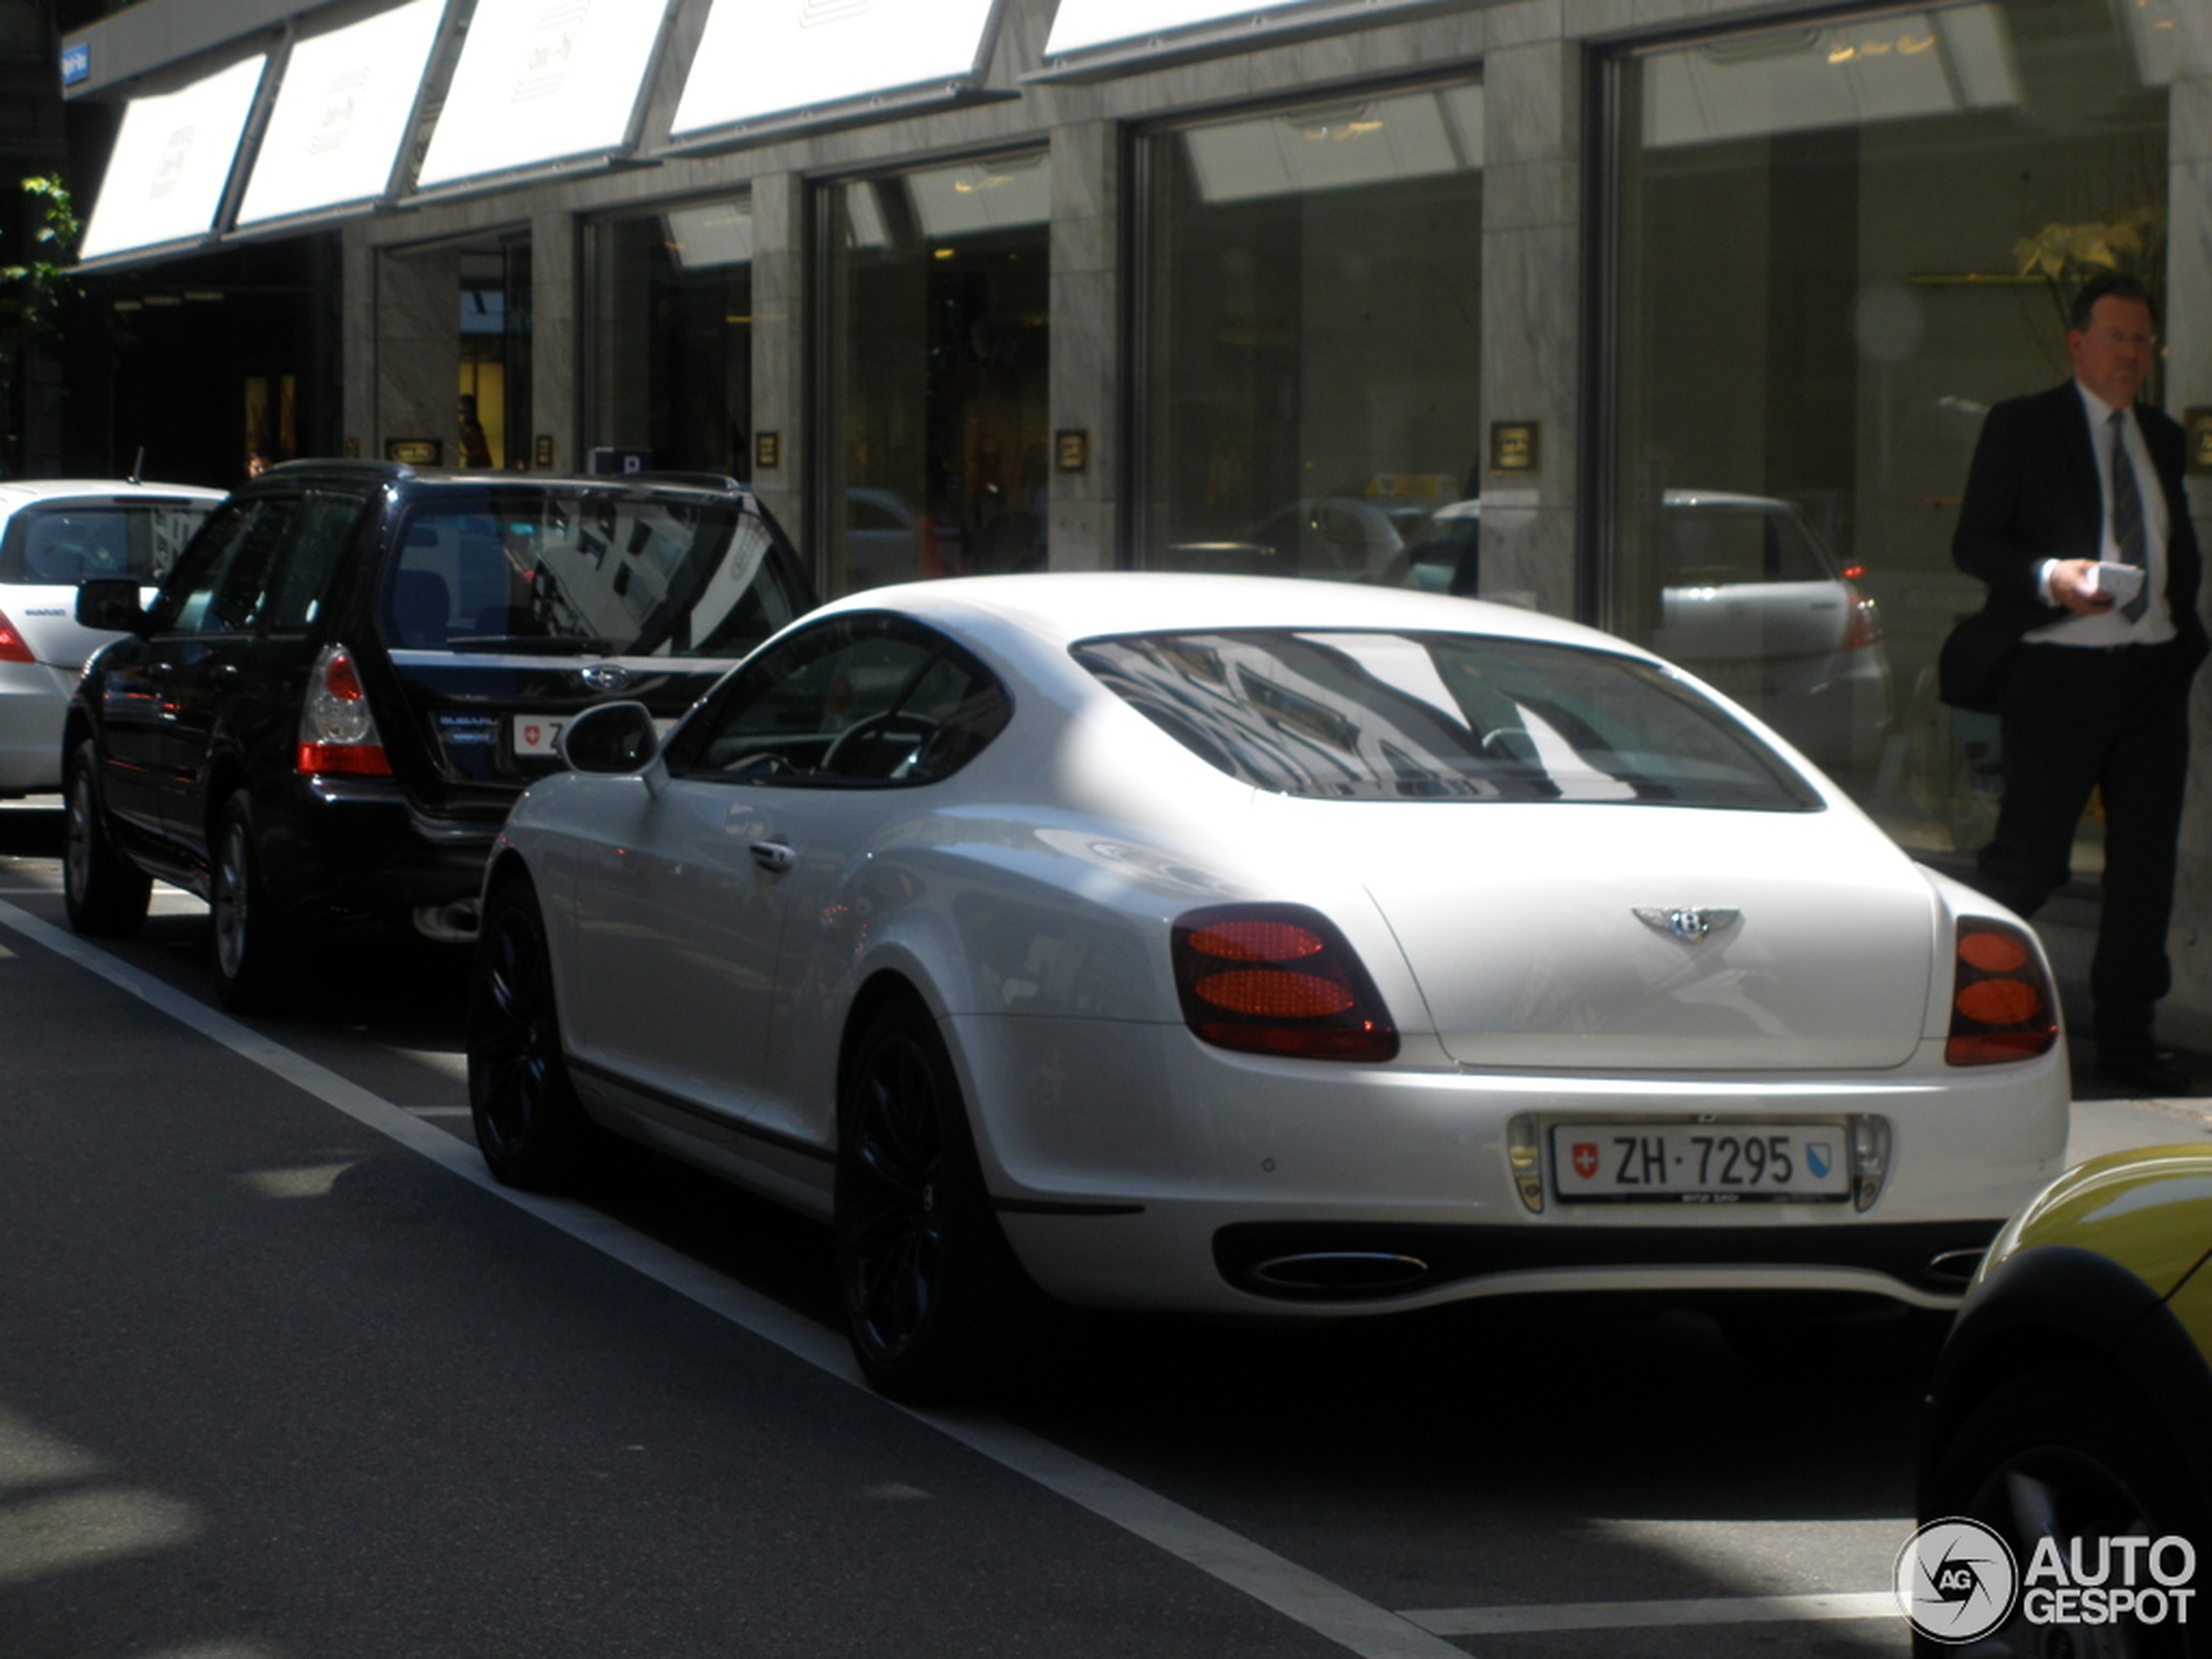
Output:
[1404,489,1892,774]
[469,572,2060,1403]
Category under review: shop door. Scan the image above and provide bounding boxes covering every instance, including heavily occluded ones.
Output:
[821,154,1051,595]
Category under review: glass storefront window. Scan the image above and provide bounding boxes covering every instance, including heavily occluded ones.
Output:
[819,153,1051,596]
[1606,2,2169,859]
[1136,81,1485,583]
[586,197,753,478]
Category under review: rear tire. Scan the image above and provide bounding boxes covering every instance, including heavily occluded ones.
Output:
[833,998,1059,1403]
[1919,1364,2210,1656]
[62,740,150,936]
[468,875,597,1190]
[210,790,302,1014]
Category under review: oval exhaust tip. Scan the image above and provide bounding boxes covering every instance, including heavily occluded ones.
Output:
[1925,1248,1986,1285]
[1251,1251,1430,1292]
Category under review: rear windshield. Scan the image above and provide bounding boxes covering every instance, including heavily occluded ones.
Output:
[383,488,809,657]
[1073,629,1823,810]
[0,498,213,585]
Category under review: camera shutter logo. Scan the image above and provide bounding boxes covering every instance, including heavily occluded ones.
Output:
[1896,1517,2019,1644]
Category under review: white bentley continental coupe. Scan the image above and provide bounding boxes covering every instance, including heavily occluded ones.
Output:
[467,573,2068,1400]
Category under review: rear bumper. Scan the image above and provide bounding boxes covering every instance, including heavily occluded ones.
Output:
[0,664,73,794]
[1211,1217,2003,1305]
[956,1013,2067,1318]
[259,773,504,932]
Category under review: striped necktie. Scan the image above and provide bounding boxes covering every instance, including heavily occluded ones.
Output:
[2109,408,2149,622]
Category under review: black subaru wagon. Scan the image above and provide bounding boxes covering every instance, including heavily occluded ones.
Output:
[63,462,814,1010]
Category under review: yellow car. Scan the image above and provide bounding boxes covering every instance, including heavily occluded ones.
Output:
[1917,1145,2212,1652]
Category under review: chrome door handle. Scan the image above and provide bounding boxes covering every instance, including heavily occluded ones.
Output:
[749,839,794,873]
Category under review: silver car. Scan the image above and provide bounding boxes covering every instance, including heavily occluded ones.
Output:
[1403,490,1893,773]
[0,479,222,796]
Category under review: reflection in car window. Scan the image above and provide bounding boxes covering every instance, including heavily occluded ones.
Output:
[154,498,295,635]
[1657,503,1830,586]
[262,494,364,632]
[0,499,213,586]
[669,613,1011,787]
[1076,630,1822,810]
[384,489,808,656]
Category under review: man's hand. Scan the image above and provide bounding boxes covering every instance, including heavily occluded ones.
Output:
[2050,557,2116,613]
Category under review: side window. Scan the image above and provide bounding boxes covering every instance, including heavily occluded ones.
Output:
[261,494,364,632]
[668,614,1010,786]
[153,497,295,635]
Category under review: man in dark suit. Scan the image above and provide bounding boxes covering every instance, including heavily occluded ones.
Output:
[1943,271,2207,1095]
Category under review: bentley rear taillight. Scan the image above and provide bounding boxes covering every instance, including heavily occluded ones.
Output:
[1946,919,2058,1066]
[296,644,393,776]
[1172,904,1398,1062]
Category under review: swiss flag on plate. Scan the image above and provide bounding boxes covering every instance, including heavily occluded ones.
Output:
[513,717,565,756]
[1571,1143,1599,1180]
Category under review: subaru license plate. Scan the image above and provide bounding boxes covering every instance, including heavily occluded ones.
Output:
[513,715,566,757]
[1550,1122,1851,1203]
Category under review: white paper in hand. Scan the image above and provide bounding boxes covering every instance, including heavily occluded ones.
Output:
[2091,562,2146,608]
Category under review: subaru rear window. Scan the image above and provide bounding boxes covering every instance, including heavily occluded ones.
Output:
[0,499,213,586]
[1073,629,1823,810]
[383,487,809,657]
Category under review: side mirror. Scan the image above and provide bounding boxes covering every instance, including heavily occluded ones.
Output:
[77,578,149,633]
[560,699,661,776]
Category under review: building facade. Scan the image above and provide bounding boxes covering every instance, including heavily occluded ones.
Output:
[60,0,2212,1042]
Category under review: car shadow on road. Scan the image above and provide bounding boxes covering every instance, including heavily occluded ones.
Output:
[0,800,62,860]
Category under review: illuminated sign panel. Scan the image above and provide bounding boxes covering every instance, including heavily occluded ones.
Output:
[671,0,1001,140]
[415,0,666,190]
[1040,0,1445,75]
[78,54,267,264]
[236,0,447,229]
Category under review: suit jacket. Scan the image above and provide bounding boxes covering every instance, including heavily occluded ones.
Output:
[1940,380,2209,710]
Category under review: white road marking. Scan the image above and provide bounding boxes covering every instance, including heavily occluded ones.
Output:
[1405,1591,1899,1635]
[0,898,1466,1659]
[3,896,1922,1653]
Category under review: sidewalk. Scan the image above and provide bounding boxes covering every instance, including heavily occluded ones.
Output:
[2021,883,2208,1107]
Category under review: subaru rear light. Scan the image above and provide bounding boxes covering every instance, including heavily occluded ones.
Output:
[1946,918,2058,1066]
[1172,903,1398,1062]
[296,644,393,776]
[0,610,32,664]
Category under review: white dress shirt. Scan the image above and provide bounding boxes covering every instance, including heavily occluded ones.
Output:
[2025,382,2175,646]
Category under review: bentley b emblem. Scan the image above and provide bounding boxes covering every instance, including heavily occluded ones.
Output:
[1633,906,1740,944]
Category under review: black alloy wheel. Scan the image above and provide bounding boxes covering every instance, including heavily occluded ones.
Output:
[469,876,596,1190]
[210,790,302,1013]
[62,740,150,935]
[833,999,1055,1403]
[1920,1366,2209,1657]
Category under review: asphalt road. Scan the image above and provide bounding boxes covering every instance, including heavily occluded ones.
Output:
[3,799,2207,1659]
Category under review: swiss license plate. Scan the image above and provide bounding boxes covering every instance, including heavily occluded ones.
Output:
[1550,1122,1851,1204]
[513,715,565,757]
[512,713,673,759]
